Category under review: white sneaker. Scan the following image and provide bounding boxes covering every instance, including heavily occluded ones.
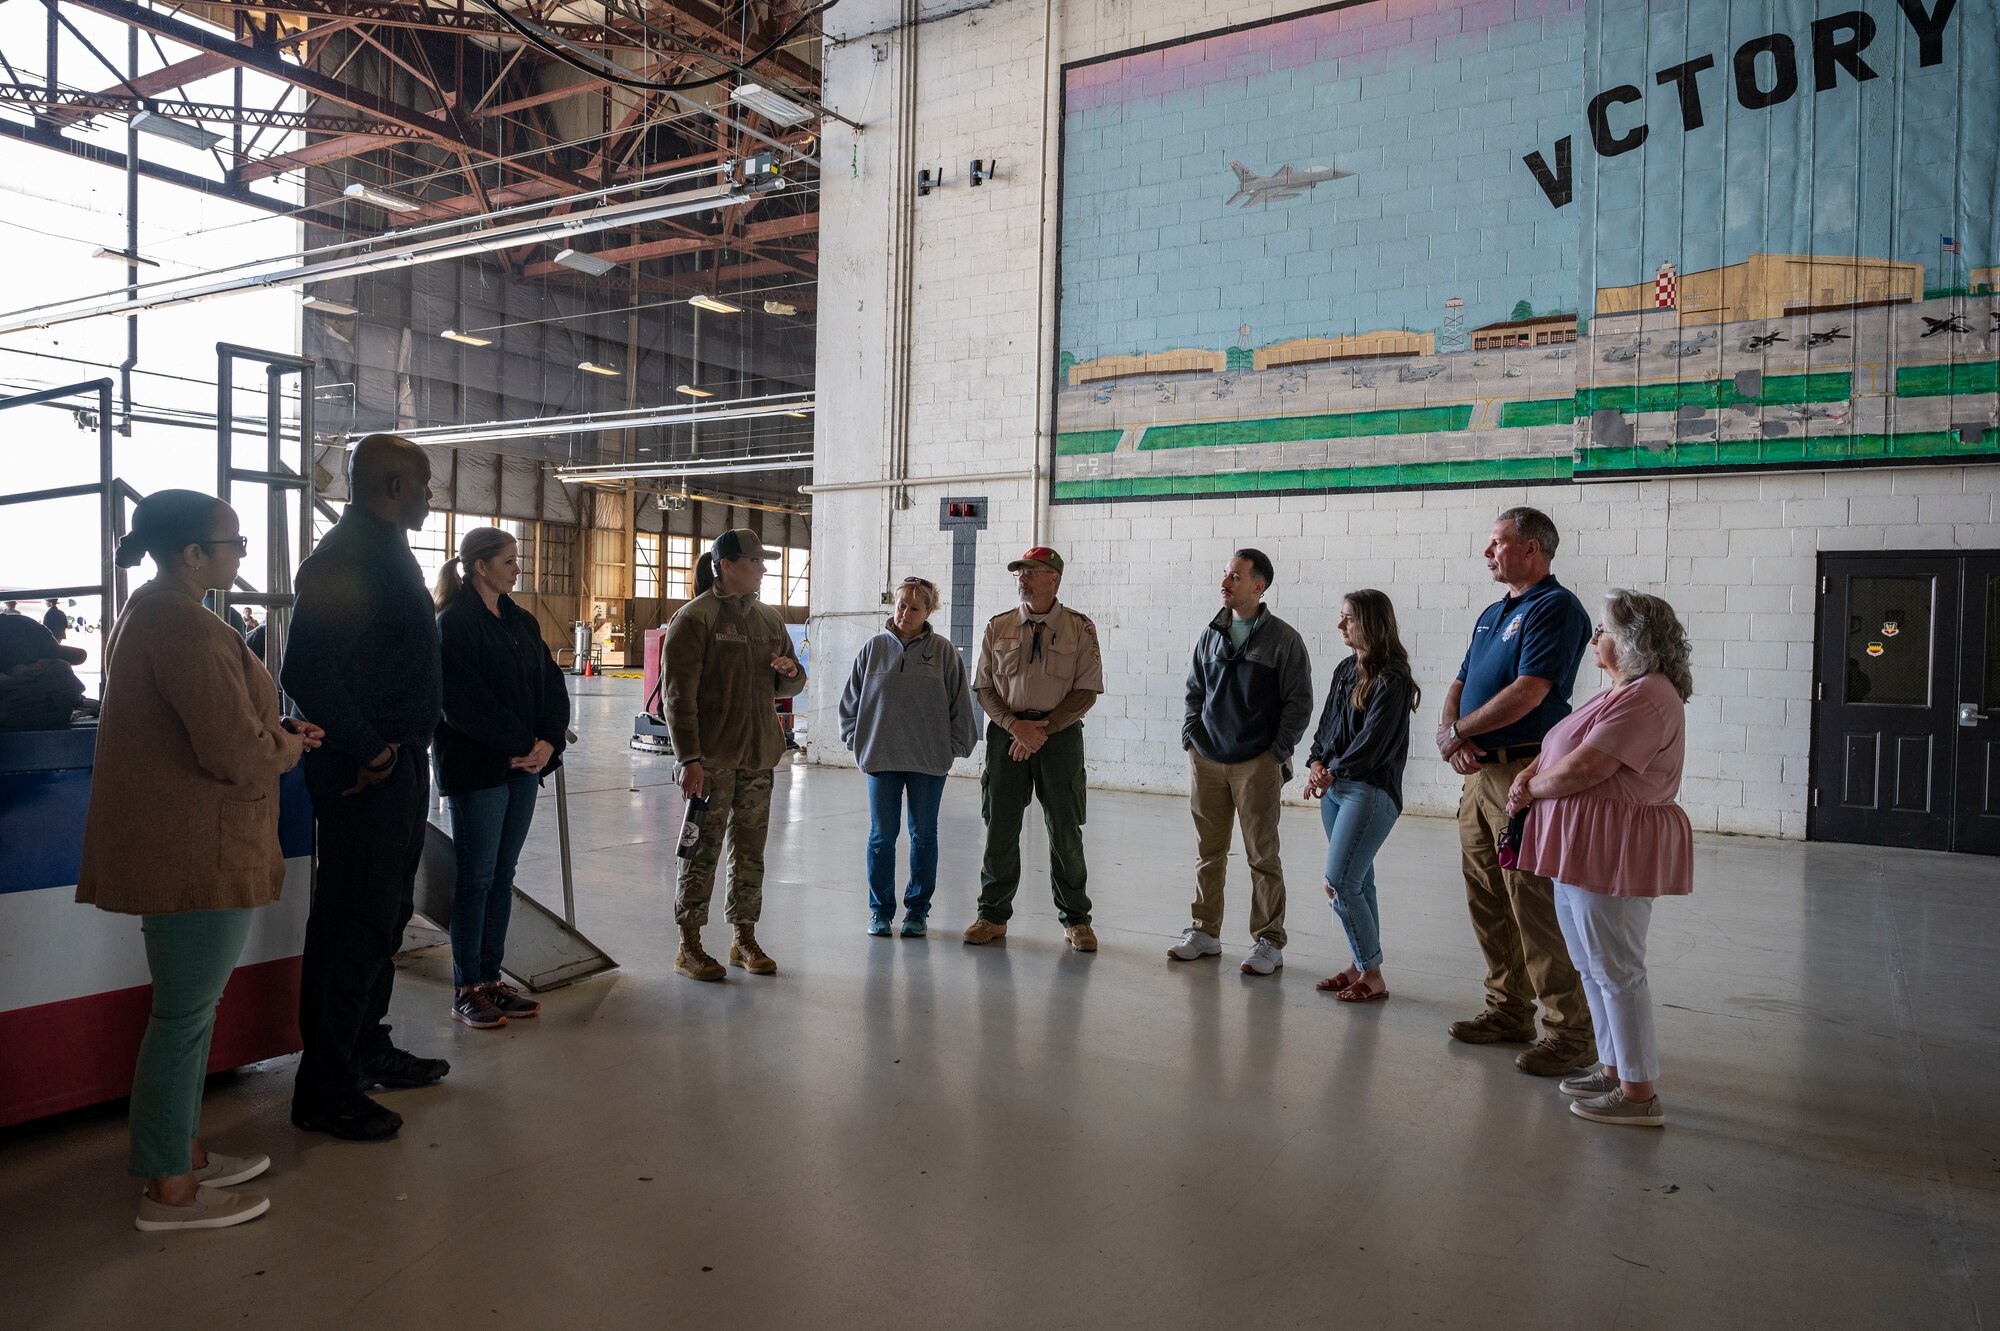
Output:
[1240,938,1283,975]
[1166,928,1222,961]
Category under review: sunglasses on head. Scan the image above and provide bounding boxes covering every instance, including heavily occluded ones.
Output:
[900,576,936,590]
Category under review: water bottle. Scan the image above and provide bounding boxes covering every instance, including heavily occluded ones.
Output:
[676,794,710,860]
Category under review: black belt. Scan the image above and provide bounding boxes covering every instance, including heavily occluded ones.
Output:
[1013,709,1051,721]
[1477,744,1540,765]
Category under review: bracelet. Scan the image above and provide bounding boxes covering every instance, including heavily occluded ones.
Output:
[364,747,396,773]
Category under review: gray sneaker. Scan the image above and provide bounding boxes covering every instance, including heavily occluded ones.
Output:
[1240,937,1283,976]
[192,1151,269,1188]
[134,1185,271,1232]
[1166,927,1221,961]
[1559,1068,1620,1098]
[1570,1088,1666,1127]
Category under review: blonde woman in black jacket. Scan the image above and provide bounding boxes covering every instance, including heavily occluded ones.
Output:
[432,527,570,1029]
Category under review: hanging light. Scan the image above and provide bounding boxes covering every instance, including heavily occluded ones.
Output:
[441,329,493,346]
[342,182,422,212]
[132,110,224,150]
[675,384,714,398]
[303,295,359,315]
[578,361,621,377]
[728,84,814,127]
[555,248,617,277]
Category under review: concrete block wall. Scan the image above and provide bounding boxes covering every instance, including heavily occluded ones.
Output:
[808,0,2000,839]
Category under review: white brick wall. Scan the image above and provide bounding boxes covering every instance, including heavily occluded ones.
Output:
[808,0,2000,839]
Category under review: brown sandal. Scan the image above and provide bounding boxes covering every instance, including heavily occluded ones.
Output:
[1316,969,1360,993]
[1336,978,1388,1003]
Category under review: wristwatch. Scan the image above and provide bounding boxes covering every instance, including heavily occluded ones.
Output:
[1445,723,1459,745]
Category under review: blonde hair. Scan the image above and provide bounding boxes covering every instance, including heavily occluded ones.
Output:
[433,526,516,609]
[897,577,941,614]
[1602,589,1694,701]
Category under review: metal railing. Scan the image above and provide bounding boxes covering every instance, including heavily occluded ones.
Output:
[0,379,136,628]
[213,344,316,683]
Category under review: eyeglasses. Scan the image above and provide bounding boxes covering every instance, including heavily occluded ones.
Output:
[1591,625,1605,641]
[900,576,936,590]
[199,536,250,554]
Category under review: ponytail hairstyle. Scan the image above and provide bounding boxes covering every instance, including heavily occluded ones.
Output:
[115,489,233,570]
[1343,588,1420,712]
[693,551,719,596]
[432,525,516,609]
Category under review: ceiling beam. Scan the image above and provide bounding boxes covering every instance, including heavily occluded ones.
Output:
[517,210,819,276]
[45,50,237,126]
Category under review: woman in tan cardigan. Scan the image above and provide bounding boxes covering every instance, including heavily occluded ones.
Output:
[78,489,321,1232]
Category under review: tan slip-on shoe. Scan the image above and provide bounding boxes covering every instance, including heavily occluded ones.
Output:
[192,1151,269,1189]
[1570,1088,1666,1127]
[961,918,1007,945]
[135,1186,270,1232]
[1064,924,1098,953]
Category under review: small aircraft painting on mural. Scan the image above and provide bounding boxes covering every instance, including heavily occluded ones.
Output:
[1225,160,1354,207]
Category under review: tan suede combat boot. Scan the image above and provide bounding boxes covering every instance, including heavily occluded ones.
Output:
[675,926,725,981]
[729,924,777,975]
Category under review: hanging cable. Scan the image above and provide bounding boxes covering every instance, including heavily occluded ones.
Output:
[471,0,838,95]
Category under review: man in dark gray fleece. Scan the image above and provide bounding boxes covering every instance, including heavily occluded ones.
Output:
[1173,548,1314,976]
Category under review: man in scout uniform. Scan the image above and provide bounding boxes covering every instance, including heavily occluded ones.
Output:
[965,546,1105,952]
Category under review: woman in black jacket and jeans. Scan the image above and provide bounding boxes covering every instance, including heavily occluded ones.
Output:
[1303,589,1418,1004]
[433,526,570,1029]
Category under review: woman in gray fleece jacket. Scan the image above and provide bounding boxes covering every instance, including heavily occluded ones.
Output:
[839,577,979,936]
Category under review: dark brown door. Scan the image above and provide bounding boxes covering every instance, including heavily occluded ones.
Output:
[1811,552,2000,855]
[1953,556,2000,856]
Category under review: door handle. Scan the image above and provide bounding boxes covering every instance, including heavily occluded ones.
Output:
[1962,703,1991,727]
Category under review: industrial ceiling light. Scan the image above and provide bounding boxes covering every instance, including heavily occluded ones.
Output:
[785,410,810,418]
[92,246,160,268]
[675,384,714,398]
[131,110,224,150]
[303,295,358,315]
[578,361,621,377]
[441,329,492,346]
[556,454,814,485]
[729,84,814,127]
[342,181,422,213]
[763,300,798,316]
[554,247,617,277]
[688,294,742,314]
[387,392,815,446]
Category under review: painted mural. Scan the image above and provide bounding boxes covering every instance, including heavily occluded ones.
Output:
[1051,0,2000,503]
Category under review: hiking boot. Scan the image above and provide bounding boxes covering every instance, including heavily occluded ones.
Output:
[359,1048,450,1088]
[1447,1010,1536,1046]
[676,926,725,981]
[452,987,507,1029]
[135,1185,270,1233]
[1064,924,1098,953]
[729,924,777,975]
[1240,937,1283,975]
[1167,927,1222,961]
[1559,1067,1621,1098]
[1570,1087,1666,1127]
[486,982,541,1018]
[962,918,1007,945]
[1516,1035,1599,1077]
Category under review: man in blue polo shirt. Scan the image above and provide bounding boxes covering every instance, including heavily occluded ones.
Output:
[1436,506,1596,1076]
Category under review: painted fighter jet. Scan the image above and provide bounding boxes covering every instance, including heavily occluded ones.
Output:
[1920,315,1971,338]
[1666,331,1715,357]
[1397,362,1446,382]
[1742,330,1788,350]
[1602,338,1650,362]
[1226,160,1354,207]
[1804,326,1850,348]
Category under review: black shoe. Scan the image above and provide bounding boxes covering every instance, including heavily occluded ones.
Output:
[359,1047,451,1089]
[291,1094,403,1141]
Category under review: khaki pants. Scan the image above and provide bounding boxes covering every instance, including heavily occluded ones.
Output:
[1458,757,1591,1041]
[1188,751,1287,947]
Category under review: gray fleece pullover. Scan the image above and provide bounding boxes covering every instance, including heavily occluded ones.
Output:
[839,624,980,775]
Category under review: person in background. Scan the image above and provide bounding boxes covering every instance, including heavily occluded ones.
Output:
[432,525,570,1028]
[282,433,446,1142]
[661,528,806,980]
[1510,590,1694,1127]
[1304,590,1418,1004]
[1436,506,1596,1076]
[966,547,1106,952]
[42,598,69,642]
[77,489,322,1231]
[241,608,260,638]
[1,600,19,614]
[839,575,979,938]
[1171,548,1313,975]
[0,610,87,670]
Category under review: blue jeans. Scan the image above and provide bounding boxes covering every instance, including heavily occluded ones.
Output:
[446,774,540,989]
[1320,779,1400,972]
[866,771,948,920]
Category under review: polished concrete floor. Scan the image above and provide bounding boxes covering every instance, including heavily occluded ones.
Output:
[3,680,1995,1329]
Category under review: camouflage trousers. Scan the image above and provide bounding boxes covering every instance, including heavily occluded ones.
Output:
[673,766,775,927]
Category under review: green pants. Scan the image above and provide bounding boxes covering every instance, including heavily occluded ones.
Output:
[130,907,254,1179]
[674,767,774,927]
[977,721,1091,927]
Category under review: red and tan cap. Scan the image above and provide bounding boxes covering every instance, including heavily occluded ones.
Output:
[1007,546,1064,574]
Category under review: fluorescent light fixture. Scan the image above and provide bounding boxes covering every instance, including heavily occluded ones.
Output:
[387,392,815,446]
[343,181,422,213]
[785,410,810,418]
[303,295,358,316]
[578,361,620,377]
[554,248,616,277]
[0,185,753,337]
[688,294,742,314]
[92,246,160,268]
[729,84,814,127]
[441,329,492,346]
[557,454,813,485]
[763,300,798,316]
[132,110,224,150]
[676,385,714,398]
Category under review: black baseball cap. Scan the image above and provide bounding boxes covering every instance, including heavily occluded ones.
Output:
[713,527,779,562]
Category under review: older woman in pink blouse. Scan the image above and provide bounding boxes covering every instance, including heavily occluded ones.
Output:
[1506,589,1693,1128]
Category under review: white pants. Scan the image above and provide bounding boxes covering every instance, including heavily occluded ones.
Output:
[1552,882,1659,1082]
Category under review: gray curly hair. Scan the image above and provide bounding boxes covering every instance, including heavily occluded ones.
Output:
[1602,589,1694,701]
